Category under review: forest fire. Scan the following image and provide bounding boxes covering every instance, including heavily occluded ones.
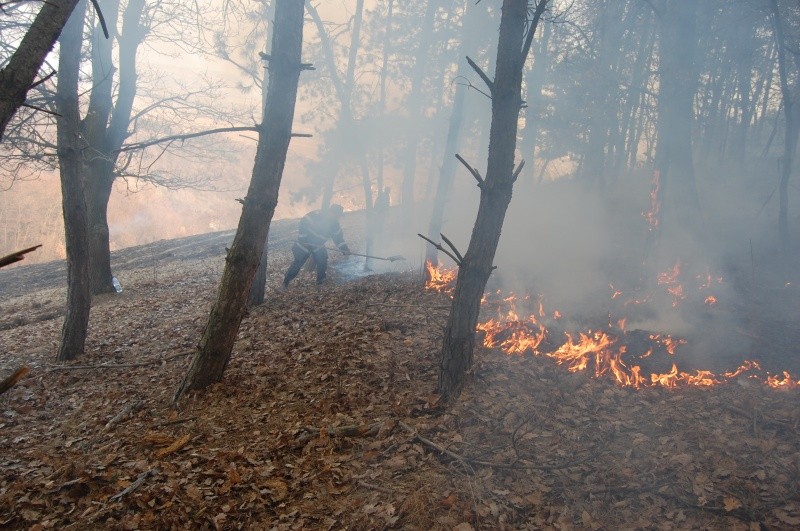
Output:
[424,261,457,293]
[425,266,798,390]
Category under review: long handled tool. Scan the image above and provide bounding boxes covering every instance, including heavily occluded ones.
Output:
[327,247,406,262]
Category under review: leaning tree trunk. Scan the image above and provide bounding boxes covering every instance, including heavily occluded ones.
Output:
[438,0,548,400]
[0,0,81,141]
[56,0,91,362]
[176,0,306,398]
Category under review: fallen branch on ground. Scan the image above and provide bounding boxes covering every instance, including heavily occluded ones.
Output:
[104,400,143,431]
[0,366,29,395]
[296,422,384,444]
[109,470,153,502]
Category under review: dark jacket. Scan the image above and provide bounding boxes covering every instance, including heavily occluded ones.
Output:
[297,209,348,252]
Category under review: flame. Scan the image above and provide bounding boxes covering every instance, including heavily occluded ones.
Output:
[644,170,661,231]
[767,372,798,388]
[423,262,795,391]
[425,261,456,293]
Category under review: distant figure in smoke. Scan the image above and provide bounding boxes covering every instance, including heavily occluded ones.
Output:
[283,204,350,287]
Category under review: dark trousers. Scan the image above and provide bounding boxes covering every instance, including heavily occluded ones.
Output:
[283,243,328,286]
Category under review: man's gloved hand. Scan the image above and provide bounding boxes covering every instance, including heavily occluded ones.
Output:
[340,244,351,255]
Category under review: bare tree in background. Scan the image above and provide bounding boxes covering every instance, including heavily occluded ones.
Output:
[0,0,81,141]
[768,0,800,249]
[438,0,549,400]
[175,0,308,398]
[55,0,91,362]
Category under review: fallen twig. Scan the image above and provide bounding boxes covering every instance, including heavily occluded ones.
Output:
[48,353,192,371]
[358,480,393,495]
[150,416,198,428]
[104,400,143,431]
[0,366,29,395]
[156,434,191,458]
[109,470,153,502]
[296,422,383,444]
[400,421,603,472]
[399,421,475,474]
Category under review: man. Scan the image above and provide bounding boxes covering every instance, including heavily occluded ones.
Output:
[283,204,350,287]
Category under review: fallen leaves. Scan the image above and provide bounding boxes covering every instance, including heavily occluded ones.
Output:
[0,218,799,529]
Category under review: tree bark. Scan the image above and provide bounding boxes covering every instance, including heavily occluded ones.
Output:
[438,0,548,401]
[83,0,146,295]
[56,0,91,362]
[769,0,800,249]
[652,0,702,240]
[176,0,306,398]
[0,0,81,141]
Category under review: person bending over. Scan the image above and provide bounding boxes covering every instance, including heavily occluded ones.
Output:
[283,204,350,287]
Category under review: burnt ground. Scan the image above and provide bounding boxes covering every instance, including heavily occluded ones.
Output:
[1,210,799,530]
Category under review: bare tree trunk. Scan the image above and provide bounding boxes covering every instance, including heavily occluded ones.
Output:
[248,1,277,308]
[438,0,548,401]
[769,0,800,249]
[400,0,438,215]
[426,0,484,266]
[176,0,306,398]
[56,0,91,362]
[652,0,702,240]
[83,0,146,295]
[0,0,81,141]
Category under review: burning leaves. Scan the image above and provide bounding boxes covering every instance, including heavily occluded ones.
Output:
[424,261,798,390]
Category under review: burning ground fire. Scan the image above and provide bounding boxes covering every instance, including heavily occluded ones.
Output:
[425,261,797,390]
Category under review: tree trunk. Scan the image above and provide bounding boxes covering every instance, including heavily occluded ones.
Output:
[56,0,91,362]
[176,0,305,398]
[426,0,484,266]
[769,0,800,249]
[83,0,146,295]
[438,0,548,401]
[652,0,702,240]
[0,0,81,141]
[248,2,277,308]
[399,0,438,215]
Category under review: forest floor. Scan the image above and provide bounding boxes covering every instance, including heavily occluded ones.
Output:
[1,210,799,530]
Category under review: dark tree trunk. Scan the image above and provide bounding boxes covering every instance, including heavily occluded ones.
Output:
[176,0,306,398]
[83,0,146,295]
[652,0,702,239]
[56,0,91,362]
[438,0,548,401]
[769,0,800,249]
[0,0,81,141]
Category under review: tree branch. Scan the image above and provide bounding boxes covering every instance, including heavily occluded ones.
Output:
[466,56,494,95]
[520,0,550,66]
[119,126,311,152]
[418,234,461,267]
[511,159,525,182]
[455,153,484,187]
[439,233,464,264]
[0,244,42,268]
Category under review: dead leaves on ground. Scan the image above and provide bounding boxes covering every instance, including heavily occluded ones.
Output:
[0,222,799,529]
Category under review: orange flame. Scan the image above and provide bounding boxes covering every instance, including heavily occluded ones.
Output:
[644,170,661,231]
[425,261,456,293]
